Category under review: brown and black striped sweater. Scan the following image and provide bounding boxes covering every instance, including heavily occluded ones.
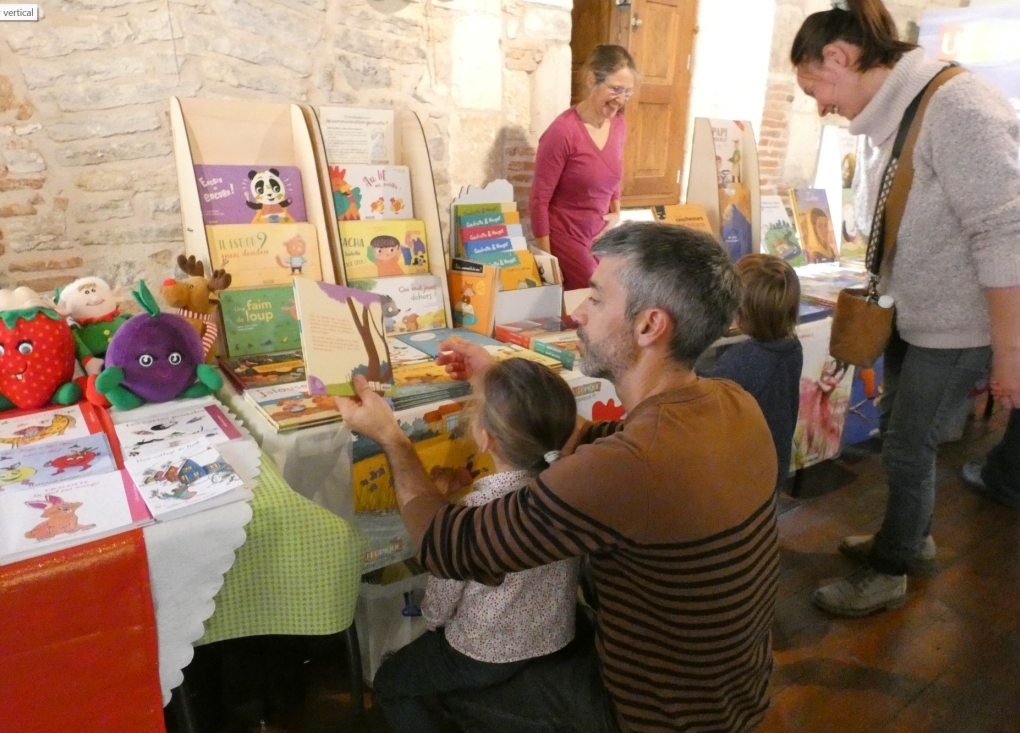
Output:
[405,378,780,733]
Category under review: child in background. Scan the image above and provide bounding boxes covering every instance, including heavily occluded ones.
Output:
[372,358,580,733]
[704,254,803,488]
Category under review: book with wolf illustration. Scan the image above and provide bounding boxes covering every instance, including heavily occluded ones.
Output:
[219,285,302,357]
[0,432,118,492]
[123,437,251,522]
[0,470,152,565]
[293,278,393,397]
[193,164,307,225]
[0,402,105,453]
[206,222,322,287]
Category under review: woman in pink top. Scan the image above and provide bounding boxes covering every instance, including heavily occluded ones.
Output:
[530,45,637,290]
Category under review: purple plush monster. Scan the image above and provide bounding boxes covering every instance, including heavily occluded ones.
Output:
[94,281,222,410]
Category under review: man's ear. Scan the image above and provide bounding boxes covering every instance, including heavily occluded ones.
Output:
[634,308,673,349]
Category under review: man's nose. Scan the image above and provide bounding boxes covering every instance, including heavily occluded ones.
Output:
[816,101,827,117]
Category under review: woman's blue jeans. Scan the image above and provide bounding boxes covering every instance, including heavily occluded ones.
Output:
[870,331,992,576]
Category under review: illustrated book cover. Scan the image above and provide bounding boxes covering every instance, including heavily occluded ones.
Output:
[220,349,306,391]
[193,164,306,225]
[0,432,118,492]
[123,437,250,522]
[293,278,393,397]
[396,329,561,372]
[0,402,104,452]
[206,222,322,287]
[348,275,447,336]
[790,189,839,265]
[338,220,430,280]
[447,259,498,336]
[0,470,152,565]
[458,223,525,243]
[759,195,807,266]
[456,211,521,229]
[332,164,413,221]
[219,285,302,357]
[244,382,342,432]
[650,204,715,235]
[108,397,245,458]
[471,250,542,291]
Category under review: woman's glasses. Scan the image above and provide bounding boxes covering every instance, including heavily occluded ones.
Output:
[603,84,635,99]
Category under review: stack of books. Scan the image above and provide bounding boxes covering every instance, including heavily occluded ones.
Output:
[494,316,580,371]
[243,381,342,432]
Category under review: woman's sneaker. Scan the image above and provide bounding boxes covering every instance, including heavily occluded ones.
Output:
[838,534,936,563]
[813,567,907,617]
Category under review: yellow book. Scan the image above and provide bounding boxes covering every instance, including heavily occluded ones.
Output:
[206,222,322,288]
[651,204,716,236]
[338,219,430,280]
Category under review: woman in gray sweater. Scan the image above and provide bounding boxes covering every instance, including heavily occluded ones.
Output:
[790,0,1020,616]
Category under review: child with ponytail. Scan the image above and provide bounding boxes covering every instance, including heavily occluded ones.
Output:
[372,358,580,733]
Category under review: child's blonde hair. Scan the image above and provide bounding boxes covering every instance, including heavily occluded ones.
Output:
[474,359,577,470]
[734,254,801,342]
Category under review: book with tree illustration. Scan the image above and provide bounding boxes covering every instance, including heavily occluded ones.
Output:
[790,189,838,265]
[759,195,807,266]
[293,278,393,397]
[0,402,105,453]
[331,165,413,221]
[0,470,152,566]
[122,437,251,522]
[0,432,118,492]
[193,164,307,225]
[338,220,430,280]
[447,258,498,336]
[219,285,302,356]
[348,275,447,336]
[206,222,322,287]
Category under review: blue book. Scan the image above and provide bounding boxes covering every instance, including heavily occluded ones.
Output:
[393,328,500,358]
[460,237,515,259]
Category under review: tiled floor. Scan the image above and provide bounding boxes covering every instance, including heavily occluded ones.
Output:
[166,406,1019,733]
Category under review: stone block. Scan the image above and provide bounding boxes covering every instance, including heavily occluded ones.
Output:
[531,43,570,135]
[218,1,326,48]
[523,7,571,42]
[335,53,393,90]
[2,144,46,175]
[201,57,309,98]
[1,213,67,252]
[73,196,134,223]
[205,33,315,76]
[0,203,37,217]
[334,27,427,65]
[5,22,134,59]
[54,138,173,167]
[46,112,162,143]
[451,15,502,111]
[39,80,201,112]
[0,176,45,192]
[9,256,84,273]
[75,166,177,193]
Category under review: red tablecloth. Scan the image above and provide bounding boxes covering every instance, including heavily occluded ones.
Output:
[0,530,165,733]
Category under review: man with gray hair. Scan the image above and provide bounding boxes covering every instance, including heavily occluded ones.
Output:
[339,222,780,733]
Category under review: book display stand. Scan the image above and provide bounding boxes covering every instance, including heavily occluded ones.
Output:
[686,117,762,259]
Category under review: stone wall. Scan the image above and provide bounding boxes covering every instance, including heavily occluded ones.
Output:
[0,0,572,294]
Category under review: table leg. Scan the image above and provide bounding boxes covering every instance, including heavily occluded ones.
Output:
[169,677,203,733]
[341,624,364,720]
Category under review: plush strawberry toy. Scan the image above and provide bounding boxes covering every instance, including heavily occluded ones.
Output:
[0,287,83,411]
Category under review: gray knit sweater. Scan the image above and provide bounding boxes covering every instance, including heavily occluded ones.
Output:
[851,48,1020,349]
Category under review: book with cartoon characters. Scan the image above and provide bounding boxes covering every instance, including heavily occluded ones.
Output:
[471,250,542,291]
[447,258,498,336]
[219,349,306,392]
[0,402,105,453]
[243,381,342,432]
[330,165,413,221]
[759,195,807,266]
[0,470,152,566]
[0,432,118,492]
[206,222,323,287]
[219,285,302,357]
[293,278,394,397]
[395,328,562,372]
[123,437,251,522]
[338,220,430,280]
[348,275,447,336]
[790,189,838,265]
[193,164,307,225]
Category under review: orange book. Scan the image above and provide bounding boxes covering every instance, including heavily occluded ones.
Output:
[447,258,498,336]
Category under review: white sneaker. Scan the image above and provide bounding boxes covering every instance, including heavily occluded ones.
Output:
[813,567,907,617]
[838,534,937,563]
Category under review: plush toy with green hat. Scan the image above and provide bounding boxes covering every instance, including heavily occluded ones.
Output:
[54,276,130,377]
[93,281,223,411]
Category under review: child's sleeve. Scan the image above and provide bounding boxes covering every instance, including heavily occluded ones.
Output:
[420,575,465,630]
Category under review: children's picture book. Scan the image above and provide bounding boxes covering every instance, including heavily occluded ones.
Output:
[338,220,430,280]
[650,203,716,235]
[348,275,446,336]
[563,373,627,422]
[710,120,746,188]
[333,165,413,221]
[318,106,395,166]
[494,316,581,370]
[710,120,753,261]
[0,470,152,566]
[219,285,302,357]
[453,202,517,217]
[385,336,433,367]
[123,438,250,522]
[109,398,245,458]
[471,250,542,291]
[396,329,562,372]
[447,258,497,336]
[459,223,525,243]
[456,211,521,229]
[206,222,322,287]
[797,265,869,307]
[0,403,104,452]
[759,195,807,266]
[193,164,306,225]
[0,432,118,492]
[351,398,496,513]
[244,382,342,432]
[790,189,839,265]
[220,349,306,392]
[460,236,527,260]
[293,278,393,397]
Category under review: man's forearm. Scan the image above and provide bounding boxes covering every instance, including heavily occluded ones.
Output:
[379,430,447,546]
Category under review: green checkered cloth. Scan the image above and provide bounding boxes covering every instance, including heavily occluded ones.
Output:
[199,452,367,644]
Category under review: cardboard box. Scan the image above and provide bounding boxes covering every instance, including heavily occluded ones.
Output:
[355,572,429,684]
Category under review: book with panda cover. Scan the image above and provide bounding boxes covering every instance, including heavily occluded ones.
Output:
[193,164,307,225]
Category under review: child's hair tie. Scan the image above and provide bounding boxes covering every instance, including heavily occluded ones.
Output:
[544,450,561,465]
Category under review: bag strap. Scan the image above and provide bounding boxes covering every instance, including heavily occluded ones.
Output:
[864,65,967,295]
